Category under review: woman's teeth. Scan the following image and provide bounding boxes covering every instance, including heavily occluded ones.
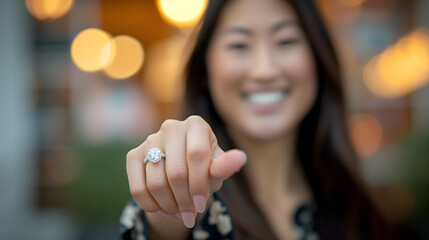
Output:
[246,91,285,105]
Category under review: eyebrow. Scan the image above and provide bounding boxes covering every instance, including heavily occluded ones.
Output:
[221,19,297,36]
[271,19,297,33]
[222,27,252,36]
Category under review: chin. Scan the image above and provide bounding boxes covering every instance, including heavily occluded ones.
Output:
[245,122,294,141]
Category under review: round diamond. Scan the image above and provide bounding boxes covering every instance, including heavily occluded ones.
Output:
[147,148,164,163]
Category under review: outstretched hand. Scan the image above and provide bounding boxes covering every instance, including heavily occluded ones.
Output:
[126,116,247,228]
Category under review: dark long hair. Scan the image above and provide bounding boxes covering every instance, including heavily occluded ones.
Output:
[185,0,392,239]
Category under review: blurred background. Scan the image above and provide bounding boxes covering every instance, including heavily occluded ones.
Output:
[0,0,428,239]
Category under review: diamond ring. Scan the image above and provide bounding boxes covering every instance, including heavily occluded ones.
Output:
[144,148,166,165]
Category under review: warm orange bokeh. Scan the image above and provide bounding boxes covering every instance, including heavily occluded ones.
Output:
[156,0,207,28]
[350,113,383,157]
[71,28,115,72]
[364,28,429,98]
[26,0,74,20]
[103,36,145,79]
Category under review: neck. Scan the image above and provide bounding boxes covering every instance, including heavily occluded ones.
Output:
[227,128,313,240]
[229,129,307,199]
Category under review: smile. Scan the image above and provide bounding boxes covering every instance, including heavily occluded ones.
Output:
[245,90,287,106]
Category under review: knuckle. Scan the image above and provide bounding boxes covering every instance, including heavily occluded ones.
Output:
[145,133,157,145]
[131,191,158,211]
[146,176,167,193]
[187,145,211,162]
[126,149,138,162]
[160,119,179,132]
[186,115,205,126]
[129,185,145,199]
[168,169,188,186]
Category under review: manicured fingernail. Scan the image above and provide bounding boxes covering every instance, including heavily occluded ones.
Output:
[181,212,195,228]
[155,210,168,217]
[175,213,182,220]
[193,195,206,213]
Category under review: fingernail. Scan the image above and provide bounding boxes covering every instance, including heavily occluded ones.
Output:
[193,195,206,213]
[175,213,182,220]
[181,212,195,228]
[239,150,247,164]
[155,210,168,217]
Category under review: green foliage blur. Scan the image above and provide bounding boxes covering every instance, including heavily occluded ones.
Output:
[66,142,134,221]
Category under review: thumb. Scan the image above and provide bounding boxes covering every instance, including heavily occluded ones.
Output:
[210,149,247,180]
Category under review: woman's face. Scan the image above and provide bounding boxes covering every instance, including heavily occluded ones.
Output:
[207,0,318,141]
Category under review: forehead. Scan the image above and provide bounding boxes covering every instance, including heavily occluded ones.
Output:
[216,0,298,31]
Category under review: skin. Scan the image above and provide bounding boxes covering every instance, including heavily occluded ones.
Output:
[126,0,318,239]
[207,0,317,142]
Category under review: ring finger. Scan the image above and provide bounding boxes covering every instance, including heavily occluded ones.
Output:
[145,146,179,215]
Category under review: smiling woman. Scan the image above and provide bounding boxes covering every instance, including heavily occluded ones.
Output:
[206,0,317,141]
[121,0,395,239]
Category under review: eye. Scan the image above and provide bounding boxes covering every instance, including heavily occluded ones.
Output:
[278,39,298,47]
[227,43,248,50]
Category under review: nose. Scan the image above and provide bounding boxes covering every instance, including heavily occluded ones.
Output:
[249,44,279,82]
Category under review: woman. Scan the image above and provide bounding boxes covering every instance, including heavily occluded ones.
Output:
[121,0,393,239]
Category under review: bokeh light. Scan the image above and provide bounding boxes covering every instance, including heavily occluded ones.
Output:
[71,28,116,72]
[144,34,187,103]
[350,113,383,157]
[26,0,74,20]
[363,28,429,98]
[156,0,207,28]
[103,36,144,80]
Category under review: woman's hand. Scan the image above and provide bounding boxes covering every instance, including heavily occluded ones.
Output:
[126,115,246,229]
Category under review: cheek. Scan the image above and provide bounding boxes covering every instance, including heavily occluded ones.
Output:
[208,51,246,86]
[280,46,315,78]
[281,46,317,90]
[280,47,318,116]
[207,50,246,98]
